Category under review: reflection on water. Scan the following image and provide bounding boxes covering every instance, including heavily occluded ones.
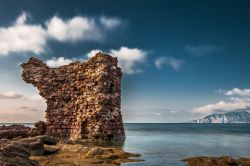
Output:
[68,138,125,148]
[122,123,250,166]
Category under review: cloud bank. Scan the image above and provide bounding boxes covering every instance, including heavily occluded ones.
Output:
[225,88,250,97]
[194,88,250,114]
[46,16,101,42]
[0,92,23,99]
[0,12,122,56]
[0,12,46,55]
[46,47,147,74]
[0,91,46,122]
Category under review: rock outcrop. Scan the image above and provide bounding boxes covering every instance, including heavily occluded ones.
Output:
[0,135,142,166]
[192,111,250,123]
[0,135,58,166]
[0,124,31,139]
[0,122,46,139]
[182,156,250,166]
[30,143,143,166]
[30,121,47,136]
[21,53,125,140]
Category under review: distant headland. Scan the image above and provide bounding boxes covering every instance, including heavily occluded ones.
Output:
[192,111,250,123]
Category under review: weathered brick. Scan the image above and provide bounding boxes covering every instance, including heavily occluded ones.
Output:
[21,53,125,140]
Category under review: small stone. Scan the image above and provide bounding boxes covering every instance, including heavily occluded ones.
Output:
[85,147,104,158]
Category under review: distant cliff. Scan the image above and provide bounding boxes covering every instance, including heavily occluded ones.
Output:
[192,111,250,123]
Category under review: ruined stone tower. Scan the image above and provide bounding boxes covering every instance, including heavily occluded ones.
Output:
[21,53,125,140]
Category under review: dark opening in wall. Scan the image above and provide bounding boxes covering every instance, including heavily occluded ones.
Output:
[110,119,116,122]
[107,134,113,140]
[109,83,114,93]
[81,120,88,138]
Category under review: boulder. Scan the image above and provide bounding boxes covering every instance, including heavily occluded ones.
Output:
[11,135,59,155]
[12,136,45,155]
[0,135,59,166]
[30,121,46,136]
[0,137,39,166]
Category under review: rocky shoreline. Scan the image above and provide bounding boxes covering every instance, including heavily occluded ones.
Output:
[0,135,58,165]
[31,143,143,166]
[0,124,143,166]
[182,156,250,166]
[2,124,250,165]
[0,121,46,139]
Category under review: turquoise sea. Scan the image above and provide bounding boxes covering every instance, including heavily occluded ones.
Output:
[2,123,250,166]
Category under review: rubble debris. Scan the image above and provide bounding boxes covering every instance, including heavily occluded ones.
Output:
[0,124,31,139]
[0,122,47,139]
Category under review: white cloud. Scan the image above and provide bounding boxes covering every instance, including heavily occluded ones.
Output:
[0,12,123,56]
[45,47,147,74]
[0,12,47,56]
[87,47,147,74]
[109,47,146,74]
[0,92,23,99]
[194,87,250,114]
[30,95,44,101]
[86,49,102,58]
[225,88,250,97]
[100,16,122,29]
[47,16,101,42]
[194,101,250,114]
[155,56,184,70]
[185,45,218,56]
[46,57,73,67]
[16,12,28,25]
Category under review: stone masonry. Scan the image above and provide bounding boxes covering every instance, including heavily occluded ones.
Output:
[21,53,125,140]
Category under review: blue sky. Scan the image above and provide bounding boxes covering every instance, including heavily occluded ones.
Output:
[0,0,250,122]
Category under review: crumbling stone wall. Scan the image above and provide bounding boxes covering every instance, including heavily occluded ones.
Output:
[21,53,125,140]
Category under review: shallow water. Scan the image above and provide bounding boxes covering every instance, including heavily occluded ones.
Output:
[122,123,250,166]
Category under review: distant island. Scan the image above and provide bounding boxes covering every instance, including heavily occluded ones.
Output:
[192,111,250,123]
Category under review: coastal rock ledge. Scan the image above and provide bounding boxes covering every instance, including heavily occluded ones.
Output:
[182,156,250,166]
[21,53,125,140]
[0,135,143,166]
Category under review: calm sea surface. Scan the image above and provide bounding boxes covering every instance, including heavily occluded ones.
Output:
[2,123,250,166]
[122,123,250,166]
